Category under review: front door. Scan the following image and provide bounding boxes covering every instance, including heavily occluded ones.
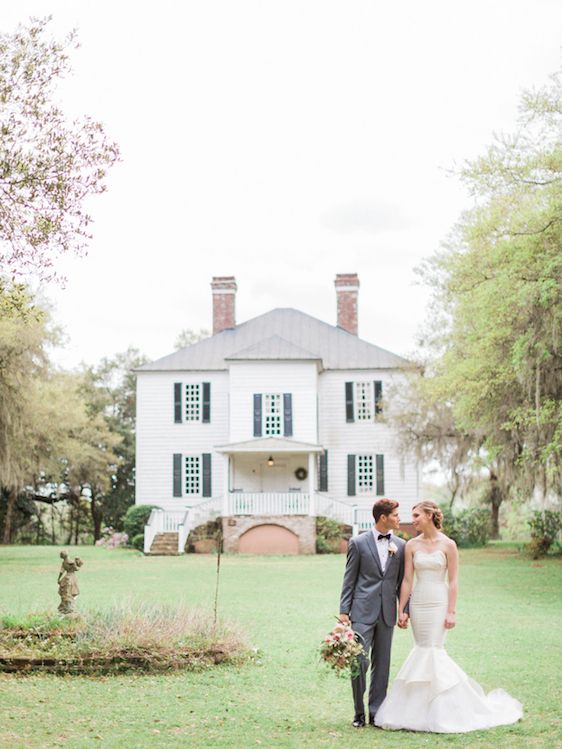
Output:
[260,462,287,492]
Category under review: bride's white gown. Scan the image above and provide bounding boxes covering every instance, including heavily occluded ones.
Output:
[375,549,523,733]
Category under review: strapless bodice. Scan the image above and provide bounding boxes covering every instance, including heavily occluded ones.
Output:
[414,549,447,585]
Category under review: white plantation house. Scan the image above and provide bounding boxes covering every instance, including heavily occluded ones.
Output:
[136,274,420,554]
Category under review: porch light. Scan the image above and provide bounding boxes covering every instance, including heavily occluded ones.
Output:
[267,455,274,467]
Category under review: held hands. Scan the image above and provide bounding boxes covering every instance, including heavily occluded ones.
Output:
[397,612,409,629]
[444,612,456,629]
[338,614,351,626]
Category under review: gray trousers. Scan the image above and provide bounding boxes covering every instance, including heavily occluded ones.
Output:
[351,618,394,718]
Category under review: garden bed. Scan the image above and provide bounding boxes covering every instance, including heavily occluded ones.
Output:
[0,604,250,675]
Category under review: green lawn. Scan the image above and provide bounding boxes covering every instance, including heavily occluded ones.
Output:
[0,544,560,749]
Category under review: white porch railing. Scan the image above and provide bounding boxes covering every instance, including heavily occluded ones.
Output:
[143,509,186,553]
[227,492,310,516]
[354,507,376,534]
[315,493,355,526]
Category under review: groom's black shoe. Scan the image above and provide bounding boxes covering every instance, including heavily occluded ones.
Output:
[368,715,377,726]
[352,714,365,728]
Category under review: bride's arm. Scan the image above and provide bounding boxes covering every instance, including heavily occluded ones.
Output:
[445,540,459,629]
[398,542,414,623]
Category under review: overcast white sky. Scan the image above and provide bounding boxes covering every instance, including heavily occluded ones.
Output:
[3,1,561,368]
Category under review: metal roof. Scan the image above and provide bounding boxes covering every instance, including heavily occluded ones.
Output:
[225,334,321,361]
[137,308,409,372]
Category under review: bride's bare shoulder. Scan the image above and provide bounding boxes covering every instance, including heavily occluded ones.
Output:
[440,534,457,550]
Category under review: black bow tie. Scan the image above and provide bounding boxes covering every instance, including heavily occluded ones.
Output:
[377,533,391,541]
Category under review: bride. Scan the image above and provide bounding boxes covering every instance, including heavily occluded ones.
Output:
[375,500,523,733]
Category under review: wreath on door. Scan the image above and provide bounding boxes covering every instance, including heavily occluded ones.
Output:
[295,467,308,481]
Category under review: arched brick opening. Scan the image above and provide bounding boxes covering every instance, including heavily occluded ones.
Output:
[238,524,300,555]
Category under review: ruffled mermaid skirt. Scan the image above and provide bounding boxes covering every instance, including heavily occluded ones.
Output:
[375,576,522,733]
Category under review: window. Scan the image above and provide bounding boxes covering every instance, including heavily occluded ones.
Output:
[355,382,372,421]
[264,393,282,435]
[173,453,211,497]
[254,393,292,436]
[184,455,201,495]
[345,380,383,422]
[357,454,374,493]
[174,382,211,423]
[185,384,201,421]
[347,453,384,496]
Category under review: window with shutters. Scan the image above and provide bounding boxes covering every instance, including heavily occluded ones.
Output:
[356,454,374,493]
[185,384,201,421]
[346,380,383,422]
[355,382,373,421]
[264,393,282,436]
[184,455,201,495]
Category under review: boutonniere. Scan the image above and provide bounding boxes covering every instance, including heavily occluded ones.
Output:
[388,541,398,556]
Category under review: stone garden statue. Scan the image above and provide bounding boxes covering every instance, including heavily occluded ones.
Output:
[57,551,83,614]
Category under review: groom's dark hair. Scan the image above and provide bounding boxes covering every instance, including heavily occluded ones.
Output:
[372,498,399,522]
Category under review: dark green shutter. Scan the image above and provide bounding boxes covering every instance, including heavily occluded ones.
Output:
[347,454,356,496]
[319,450,328,492]
[283,393,293,437]
[202,382,211,423]
[174,383,182,423]
[345,382,354,422]
[253,394,262,436]
[374,380,383,418]
[376,454,384,495]
[173,453,182,497]
[202,453,212,497]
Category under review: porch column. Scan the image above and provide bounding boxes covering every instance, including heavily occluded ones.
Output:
[222,454,230,517]
[308,452,316,516]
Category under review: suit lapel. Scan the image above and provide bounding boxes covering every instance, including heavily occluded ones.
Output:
[365,530,383,576]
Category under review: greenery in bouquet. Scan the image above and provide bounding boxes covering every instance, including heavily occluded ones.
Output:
[320,621,364,678]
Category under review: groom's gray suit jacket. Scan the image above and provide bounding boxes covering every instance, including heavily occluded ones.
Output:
[340,531,406,627]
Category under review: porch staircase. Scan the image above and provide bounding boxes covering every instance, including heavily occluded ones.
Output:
[148,532,179,555]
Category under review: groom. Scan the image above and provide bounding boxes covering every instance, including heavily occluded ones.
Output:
[339,498,408,727]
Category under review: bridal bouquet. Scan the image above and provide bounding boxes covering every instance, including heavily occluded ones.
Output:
[320,620,364,678]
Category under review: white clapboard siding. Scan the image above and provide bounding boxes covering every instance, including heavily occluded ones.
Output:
[228,361,318,443]
[318,370,420,521]
[135,371,229,510]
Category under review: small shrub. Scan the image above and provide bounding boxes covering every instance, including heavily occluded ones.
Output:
[395,530,412,541]
[186,520,221,553]
[316,517,349,554]
[441,505,492,547]
[95,527,129,548]
[526,510,562,558]
[131,533,145,552]
[123,504,161,541]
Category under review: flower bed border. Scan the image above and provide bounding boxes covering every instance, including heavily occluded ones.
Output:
[0,646,231,674]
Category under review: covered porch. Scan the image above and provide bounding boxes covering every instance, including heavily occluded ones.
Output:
[215,437,324,517]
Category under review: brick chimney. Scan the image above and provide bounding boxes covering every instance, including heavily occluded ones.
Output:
[335,273,360,335]
[211,276,237,335]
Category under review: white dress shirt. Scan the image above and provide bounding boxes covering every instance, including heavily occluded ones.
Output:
[373,528,392,571]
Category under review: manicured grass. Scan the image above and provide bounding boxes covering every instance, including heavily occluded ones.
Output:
[0,544,560,749]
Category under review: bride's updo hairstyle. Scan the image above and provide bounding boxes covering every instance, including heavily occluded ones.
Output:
[413,500,443,530]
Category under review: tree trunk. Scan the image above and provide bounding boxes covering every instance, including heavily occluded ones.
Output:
[2,488,17,544]
[91,495,103,543]
[489,470,502,539]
